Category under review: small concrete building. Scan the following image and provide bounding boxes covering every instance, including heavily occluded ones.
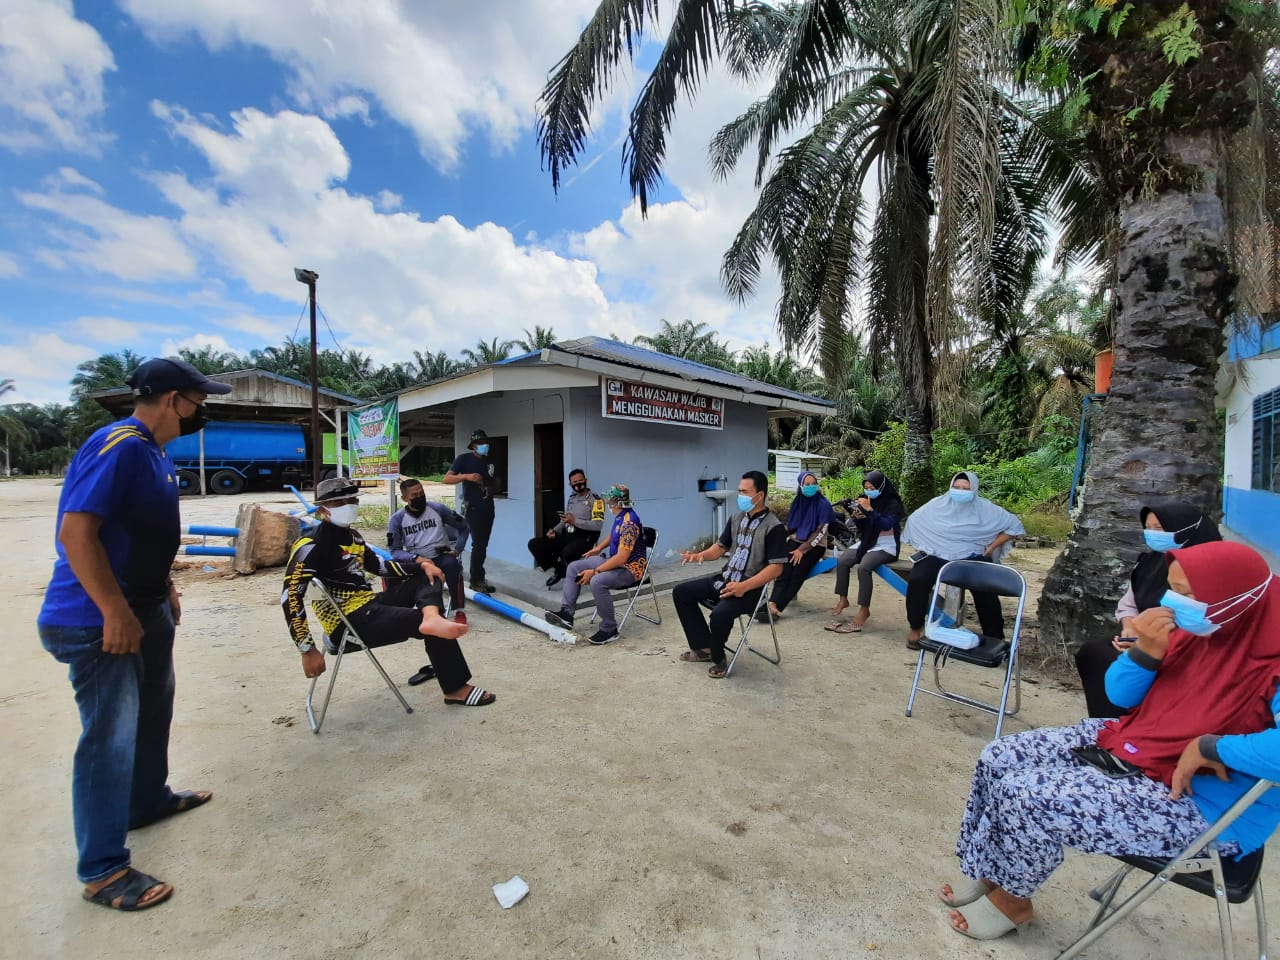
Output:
[1222,323,1280,559]
[396,338,833,566]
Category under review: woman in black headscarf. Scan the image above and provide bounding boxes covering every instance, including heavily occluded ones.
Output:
[825,470,906,633]
[1074,500,1221,717]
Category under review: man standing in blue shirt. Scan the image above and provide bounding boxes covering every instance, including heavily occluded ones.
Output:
[444,428,499,594]
[37,357,232,912]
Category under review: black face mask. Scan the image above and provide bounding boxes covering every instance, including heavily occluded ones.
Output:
[406,497,427,514]
[571,482,586,493]
[177,400,208,436]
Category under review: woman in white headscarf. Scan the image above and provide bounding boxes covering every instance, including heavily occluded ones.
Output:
[901,471,1025,650]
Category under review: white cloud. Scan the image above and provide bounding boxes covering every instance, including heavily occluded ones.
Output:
[159,331,236,357]
[0,0,115,153]
[44,166,105,194]
[0,253,21,278]
[72,315,149,343]
[0,330,98,405]
[19,176,198,282]
[122,0,603,170]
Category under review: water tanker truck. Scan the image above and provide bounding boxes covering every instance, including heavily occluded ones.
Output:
[166,421,344,495]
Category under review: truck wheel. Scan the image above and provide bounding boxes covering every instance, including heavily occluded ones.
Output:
[176,470,200,496]
[211,469,246,495]
[319,467,337,484]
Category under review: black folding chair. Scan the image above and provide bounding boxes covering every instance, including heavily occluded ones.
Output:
[588,526,663,633]
[1056,778,1274,960]
[904,559,1027,737]
[304,580,414,734]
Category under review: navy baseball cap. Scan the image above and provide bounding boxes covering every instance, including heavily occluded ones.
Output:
[126,357,233,397]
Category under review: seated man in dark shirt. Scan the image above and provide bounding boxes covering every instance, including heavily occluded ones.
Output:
[280,477,495,707]
[674,470,788,679]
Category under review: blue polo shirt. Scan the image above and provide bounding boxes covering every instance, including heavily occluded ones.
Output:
[38,417,181,627]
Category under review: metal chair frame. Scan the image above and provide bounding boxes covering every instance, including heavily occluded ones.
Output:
[1056,778,1274,960]
[304,579,414,734]
[588,527,663,633]
[905,559,1027,738]
[722,581,780,678]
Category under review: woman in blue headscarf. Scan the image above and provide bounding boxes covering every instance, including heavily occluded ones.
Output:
[901,471,1025,650]
[763,471,840,620]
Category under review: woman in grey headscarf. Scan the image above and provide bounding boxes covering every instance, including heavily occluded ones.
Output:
[901,471,1025,650]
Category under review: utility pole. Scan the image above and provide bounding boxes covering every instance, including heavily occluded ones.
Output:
[294,268,321,489]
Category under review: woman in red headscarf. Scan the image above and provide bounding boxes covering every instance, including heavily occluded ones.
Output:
[937,541,1280,941]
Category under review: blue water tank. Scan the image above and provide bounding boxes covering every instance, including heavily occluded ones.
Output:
[167,422,307,462]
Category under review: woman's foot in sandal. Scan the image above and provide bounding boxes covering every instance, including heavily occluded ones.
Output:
[938,876,993,908]
[83,867,173,911]
[707,660,729,679]
[906,628,924,650]
[444,684,495,707]
[680,649,712,663]
[850,605,871,630]
[948,891,1031,940]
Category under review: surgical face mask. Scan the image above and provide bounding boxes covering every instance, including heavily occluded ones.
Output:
[1143,529,1179,552]
[326,503,360,528]
[1161,578,1273,636]
[405,496,426,514]
[865,488,881,500]
[571,481,587,493]
[737,493,756,512]
[800,484,819,498]
[174,395,208,436]
[475,444,490,456]
[949,488,975,504]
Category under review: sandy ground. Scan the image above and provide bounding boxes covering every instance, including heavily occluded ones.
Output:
[3,477,1272,960]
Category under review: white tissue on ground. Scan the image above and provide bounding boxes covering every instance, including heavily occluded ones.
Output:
[493,875,529,909]
[924,623,981,650]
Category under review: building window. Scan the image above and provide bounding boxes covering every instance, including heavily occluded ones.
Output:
[1254,387,1280,492]
[487,435,509,497]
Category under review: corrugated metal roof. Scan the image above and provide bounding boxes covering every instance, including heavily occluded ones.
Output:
[544,337,833,408]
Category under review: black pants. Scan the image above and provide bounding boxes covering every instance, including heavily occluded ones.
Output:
[527,529,595,577]
[1074,636,1129,718]
[341,594,471,694]
[464,500,495,584]
[381,556,465,611]
[672,574,761,665]
[905,555,1005,639]
[770,539,825,612]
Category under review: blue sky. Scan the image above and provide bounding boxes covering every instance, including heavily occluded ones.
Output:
[0,0,782,405]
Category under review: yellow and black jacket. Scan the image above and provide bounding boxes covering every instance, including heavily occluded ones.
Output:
[280,522,416,649]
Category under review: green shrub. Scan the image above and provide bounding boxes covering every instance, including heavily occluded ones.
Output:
[1018,509,1073,541]
[819,468,866,503]
[357,503,390,528]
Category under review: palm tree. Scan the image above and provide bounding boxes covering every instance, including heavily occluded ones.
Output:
[515,326,559,351]
[0,379,13,397]
[1032,3,1280,652]
[633,320,736,369]
[178,345,246,374]
[70,350,147,396]
[460,338,516,367]
[409,350,463,383]
[541,1,1087,508]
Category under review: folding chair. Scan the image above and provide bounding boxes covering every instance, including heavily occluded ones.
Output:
[719,581,780,678]
[304,580,414,734]
[588,526,663,633]
[904,559,1027,738]
[1056,778,1274,960]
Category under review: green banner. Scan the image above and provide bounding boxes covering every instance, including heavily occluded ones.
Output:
[347,399,399,479]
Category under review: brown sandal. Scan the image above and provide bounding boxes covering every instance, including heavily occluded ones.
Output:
[834,620,863,634]
[680,650,713,663]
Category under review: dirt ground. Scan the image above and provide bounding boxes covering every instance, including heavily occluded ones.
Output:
[3,477,1271,960]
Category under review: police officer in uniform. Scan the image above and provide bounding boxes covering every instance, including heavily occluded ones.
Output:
[527,468,604,587]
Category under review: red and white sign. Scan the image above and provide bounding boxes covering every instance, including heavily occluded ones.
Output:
[601,377,725,430]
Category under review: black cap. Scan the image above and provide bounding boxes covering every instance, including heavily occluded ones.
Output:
[315,477,360,503]
[469,428,489,445]
[126,357,233,397]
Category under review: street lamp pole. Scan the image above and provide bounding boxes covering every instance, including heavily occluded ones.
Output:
[294,268,321,490]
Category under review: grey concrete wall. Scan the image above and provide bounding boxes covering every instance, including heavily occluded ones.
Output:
[450,385,772,569]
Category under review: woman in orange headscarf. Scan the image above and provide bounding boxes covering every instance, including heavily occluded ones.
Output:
[939,541,1280,941]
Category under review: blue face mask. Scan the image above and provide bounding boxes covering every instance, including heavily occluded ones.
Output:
[476,444,489,456]
[1143,529,1179,552]
[865,488,881,500]
[800,484,819,498]
[737,493,756,512]
[949,488,975,504]
[1159,589,1217,636]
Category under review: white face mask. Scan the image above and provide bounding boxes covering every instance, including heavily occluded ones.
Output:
[325,503,360,528]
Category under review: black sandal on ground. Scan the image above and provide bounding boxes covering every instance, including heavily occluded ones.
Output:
[129,789,212,830]
[444,686,496,707]
[82,868,172,912]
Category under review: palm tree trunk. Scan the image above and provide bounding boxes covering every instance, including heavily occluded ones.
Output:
[1038,132,1233,654]
[898,181,936,512]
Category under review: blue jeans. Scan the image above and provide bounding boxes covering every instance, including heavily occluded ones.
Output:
[39,603,178,883]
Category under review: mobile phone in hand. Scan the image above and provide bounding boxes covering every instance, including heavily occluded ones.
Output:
[909,550,927,563]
